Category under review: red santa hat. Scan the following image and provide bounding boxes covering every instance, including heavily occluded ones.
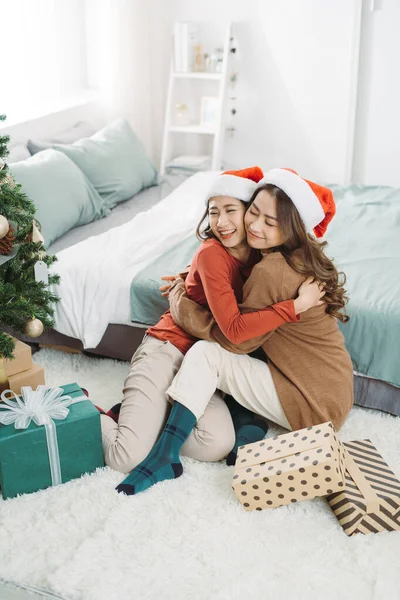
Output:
[257,168,336,238]
[206,166,264,204]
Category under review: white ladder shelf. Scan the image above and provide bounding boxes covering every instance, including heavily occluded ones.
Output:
[160,22,232,176]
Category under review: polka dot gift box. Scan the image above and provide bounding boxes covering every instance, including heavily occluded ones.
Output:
[232,421,346,511]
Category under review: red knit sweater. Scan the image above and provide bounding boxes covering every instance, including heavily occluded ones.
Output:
[147,239,296,354]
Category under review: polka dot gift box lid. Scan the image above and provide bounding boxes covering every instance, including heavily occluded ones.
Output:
[232,421,346,512]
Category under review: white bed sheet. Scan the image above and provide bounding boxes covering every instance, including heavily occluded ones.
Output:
[50,171,219,348]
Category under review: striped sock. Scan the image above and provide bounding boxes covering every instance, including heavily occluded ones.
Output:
[116,402,196,496]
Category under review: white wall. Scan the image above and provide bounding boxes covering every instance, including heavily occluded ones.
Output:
[1,0,88,126]
[8,0,399,188]
[149,0,361,184]
[353,0,400,186]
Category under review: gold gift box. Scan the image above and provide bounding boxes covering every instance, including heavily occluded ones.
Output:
[327,440,400,535]
[232,421,346,511]
[7,363,45,395]
[1,338,33,393]
[5,339,32,377]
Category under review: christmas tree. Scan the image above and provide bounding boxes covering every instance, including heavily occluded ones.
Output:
[0,114,60,359]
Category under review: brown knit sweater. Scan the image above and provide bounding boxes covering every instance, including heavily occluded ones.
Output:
[169,251,354,431]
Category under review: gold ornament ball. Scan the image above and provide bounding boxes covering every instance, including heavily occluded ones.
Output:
[0,215,10,240]
[25,317,44,338]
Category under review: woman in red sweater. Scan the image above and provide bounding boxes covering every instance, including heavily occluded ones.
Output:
[115,169,350,498]
[102,167,322,476]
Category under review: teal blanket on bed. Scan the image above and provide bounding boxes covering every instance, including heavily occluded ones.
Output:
[130,234,201,326]
[130,184,400,387]
[324,184,400,387]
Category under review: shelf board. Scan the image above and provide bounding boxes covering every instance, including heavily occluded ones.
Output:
[173,72,222,80]
[168,125,216,135]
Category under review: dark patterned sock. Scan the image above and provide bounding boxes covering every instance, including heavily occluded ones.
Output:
[224,394,255,429]
[106,402,121,423]
[116,402,196,496]
[226,418,269,466]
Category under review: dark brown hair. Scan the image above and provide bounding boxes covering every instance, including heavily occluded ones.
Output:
[249,184,349,323]
[195,198,247,242]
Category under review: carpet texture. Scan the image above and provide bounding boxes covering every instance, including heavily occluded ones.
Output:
[0,348,400,600]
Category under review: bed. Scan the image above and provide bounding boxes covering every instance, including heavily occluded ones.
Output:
[11,175,400,417]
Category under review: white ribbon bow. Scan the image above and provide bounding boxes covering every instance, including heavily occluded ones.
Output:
[0,385,73,429]
[0,385,87,487]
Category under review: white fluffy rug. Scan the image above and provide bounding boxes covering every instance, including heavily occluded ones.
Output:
[1,348,400,600]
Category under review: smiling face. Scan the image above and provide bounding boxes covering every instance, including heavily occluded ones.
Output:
[208,195,247,250]
[245,189,285,250]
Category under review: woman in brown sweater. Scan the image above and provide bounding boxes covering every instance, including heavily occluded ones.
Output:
[166,169,354,433]
[116,168,353,496]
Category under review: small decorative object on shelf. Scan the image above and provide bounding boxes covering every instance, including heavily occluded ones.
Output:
[193,44,204,72]
[175,103,189,127]
[200,96,220,128]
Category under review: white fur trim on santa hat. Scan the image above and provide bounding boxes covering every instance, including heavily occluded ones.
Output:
[206,174,257,204]
[258,169,325,231]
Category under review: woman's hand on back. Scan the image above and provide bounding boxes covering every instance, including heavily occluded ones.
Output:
[294,277,325,315]
[159,266,191,297]
[159,275,177,297]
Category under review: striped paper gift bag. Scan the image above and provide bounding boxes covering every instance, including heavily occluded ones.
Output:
[327,440,400,535]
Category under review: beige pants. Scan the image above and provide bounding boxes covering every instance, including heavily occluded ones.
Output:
[167,340,291,430]
[101,335,235,473]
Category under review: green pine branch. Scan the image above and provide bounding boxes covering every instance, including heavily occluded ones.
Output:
[0,114,60,359]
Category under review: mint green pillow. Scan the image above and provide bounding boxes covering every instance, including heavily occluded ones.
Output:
[10,150,105,248]
[53,118,158,210]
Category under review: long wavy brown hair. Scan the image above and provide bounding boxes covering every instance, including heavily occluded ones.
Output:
[249,184,350,323]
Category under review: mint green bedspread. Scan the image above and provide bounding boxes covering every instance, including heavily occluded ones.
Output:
[325,184,400,387]
[131,184,400,387]
[130,234,201,326]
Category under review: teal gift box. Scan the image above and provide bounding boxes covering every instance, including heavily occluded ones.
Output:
[0,383,104,499]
